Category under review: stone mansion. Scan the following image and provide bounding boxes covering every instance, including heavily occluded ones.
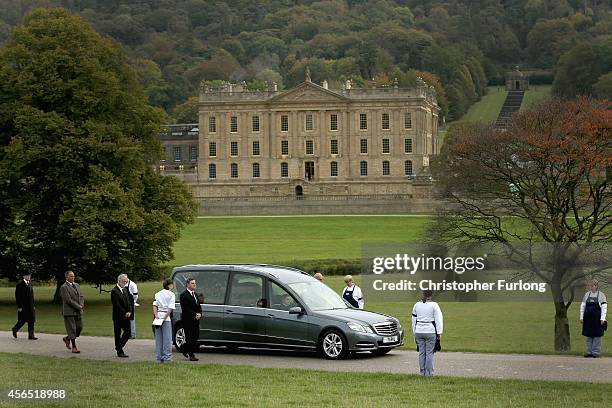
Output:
[158,76,440,213]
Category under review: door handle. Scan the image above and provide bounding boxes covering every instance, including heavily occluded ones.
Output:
[267,313,275,318]
[226,310,234,314]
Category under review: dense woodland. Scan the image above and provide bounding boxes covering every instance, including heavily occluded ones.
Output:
[0,0,610,122]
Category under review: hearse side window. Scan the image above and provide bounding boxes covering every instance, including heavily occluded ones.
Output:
[173,272,189,295]
[199,271,230,305]
[269,281,299,312]
[228,273,264,307]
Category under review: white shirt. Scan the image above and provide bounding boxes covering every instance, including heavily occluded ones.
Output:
[412,300,443,334]
[153,289,175,322]
[342,285,364,309]
[580,291,607,321]
[127,280,138,303]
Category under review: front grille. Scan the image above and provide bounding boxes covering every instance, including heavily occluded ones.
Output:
[373,321,398,336]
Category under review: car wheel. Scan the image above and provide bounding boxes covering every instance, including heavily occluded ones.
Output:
[173,324,186,350]
[371,348,392,356]
[319,329,349,360]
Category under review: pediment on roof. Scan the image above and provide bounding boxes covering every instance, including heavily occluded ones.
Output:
[270,82,347,103]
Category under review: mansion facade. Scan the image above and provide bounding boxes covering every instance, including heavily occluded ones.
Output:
[159,76,440,203]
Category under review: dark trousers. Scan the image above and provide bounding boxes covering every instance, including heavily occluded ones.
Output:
[113,318,131,353]
[183,321,200,356]
[13,311,35,337]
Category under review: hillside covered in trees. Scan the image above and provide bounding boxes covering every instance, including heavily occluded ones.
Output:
[0,0,610,123]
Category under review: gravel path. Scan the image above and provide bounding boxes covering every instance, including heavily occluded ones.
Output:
[3,332,610,383]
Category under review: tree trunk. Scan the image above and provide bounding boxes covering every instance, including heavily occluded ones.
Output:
[554,301,571,352]
[52,273,63,304]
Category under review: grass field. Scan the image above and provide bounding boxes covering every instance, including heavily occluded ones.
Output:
[171,216,430,266]
[452,85,553,125]
[458,87,508,123]
[521,85,552,109]
[2,276,609,356]
[0,353,609,407]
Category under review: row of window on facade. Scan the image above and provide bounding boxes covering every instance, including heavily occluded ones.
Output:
[206,138,413,158]
[161,145,198,162]
[207,112,413,133]
[206,160,414,179]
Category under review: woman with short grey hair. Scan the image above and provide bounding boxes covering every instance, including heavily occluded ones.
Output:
[412,290,443,377]
[580,279,607,358]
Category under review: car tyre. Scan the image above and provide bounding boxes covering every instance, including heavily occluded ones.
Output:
[319,329,349,360]
[173,323,186,351]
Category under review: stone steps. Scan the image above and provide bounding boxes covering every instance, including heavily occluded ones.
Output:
[494,90,524,129]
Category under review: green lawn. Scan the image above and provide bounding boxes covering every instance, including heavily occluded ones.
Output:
[2,276,608,356]
[521,85,552,110]
[452,85,553,125]
[458,87,508,123]
[172,216,430,266]
[0,353,609,407]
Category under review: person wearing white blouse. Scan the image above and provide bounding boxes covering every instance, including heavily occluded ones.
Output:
[580,280,607,358]
[152,278,175,363]
[342,275,364,309]
[412,290,443,377]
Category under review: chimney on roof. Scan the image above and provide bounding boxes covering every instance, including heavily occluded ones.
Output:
[322,80,328,89]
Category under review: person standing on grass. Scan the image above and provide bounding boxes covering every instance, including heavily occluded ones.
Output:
[179,277,202,361]
[60,270,84,354]
[12,272,38,340]
[111,274,133,358]
[342,275,364,309]
[125,276,138,339]
[412,289,443,377]
[580,279,607,358]
[153,278,175,363]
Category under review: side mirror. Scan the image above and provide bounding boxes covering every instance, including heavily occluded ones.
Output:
[289,307,303,315]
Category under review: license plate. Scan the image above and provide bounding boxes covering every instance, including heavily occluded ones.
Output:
[382,336,398,344]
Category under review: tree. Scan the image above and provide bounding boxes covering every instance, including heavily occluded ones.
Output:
[0,8,197,297]
[171,96,198,124]
[552,43,600,97]
[432,97,611,352]
[593,72,612,99]
[527,18,577,68]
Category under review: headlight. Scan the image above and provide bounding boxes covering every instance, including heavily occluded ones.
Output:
[347,322,374,333]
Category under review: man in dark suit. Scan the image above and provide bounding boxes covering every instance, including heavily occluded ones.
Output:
[180,277,202,361]
[12,272,37,340]
[110,274,133,358]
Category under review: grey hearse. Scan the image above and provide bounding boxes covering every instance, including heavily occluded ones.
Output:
[171,264,404,359]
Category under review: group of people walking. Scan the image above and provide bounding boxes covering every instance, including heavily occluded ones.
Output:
[11,271,608,375]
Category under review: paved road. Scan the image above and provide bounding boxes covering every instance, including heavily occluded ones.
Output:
[3,332,610,383]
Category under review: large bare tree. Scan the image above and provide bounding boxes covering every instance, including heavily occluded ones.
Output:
[432,97,611,351]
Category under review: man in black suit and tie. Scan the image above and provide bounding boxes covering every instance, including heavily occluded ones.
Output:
[12,272,37,340]
[111,274,133,358]
[180,277,202,361]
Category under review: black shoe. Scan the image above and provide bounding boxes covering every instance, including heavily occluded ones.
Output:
[584,353,593,357]
[117,352,129,358]
[189,355,199,361]
[28,336,38,340]
[12,329,17,338]
[592,355,600,358]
